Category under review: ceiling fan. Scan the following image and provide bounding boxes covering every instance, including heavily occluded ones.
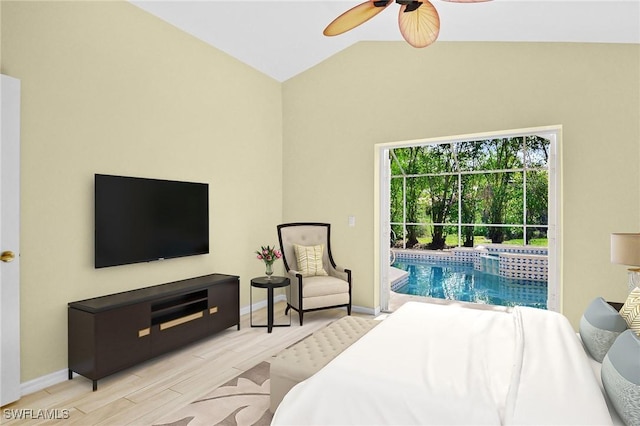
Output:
[323,0,491,48]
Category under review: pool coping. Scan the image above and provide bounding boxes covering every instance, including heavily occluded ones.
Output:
[389,266,409,289]
[391,246,548,282]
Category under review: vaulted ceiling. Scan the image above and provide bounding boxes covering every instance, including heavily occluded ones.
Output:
[131,1,640,82]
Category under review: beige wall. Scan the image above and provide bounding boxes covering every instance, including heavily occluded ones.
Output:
[282,41,640,327]
[3,0,640,387]
[2,1,282,382]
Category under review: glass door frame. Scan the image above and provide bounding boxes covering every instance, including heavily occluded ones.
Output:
[374,125,561,313]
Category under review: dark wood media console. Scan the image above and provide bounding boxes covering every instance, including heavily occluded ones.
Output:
[68,273,240,390]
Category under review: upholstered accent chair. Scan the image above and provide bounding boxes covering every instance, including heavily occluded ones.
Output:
[277,223,352,325]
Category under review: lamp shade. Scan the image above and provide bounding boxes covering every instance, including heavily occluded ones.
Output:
[611,233,640,266]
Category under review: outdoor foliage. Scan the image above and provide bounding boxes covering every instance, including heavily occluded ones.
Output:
[390,136,549,250]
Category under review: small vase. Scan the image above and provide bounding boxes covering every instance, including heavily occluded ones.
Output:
[265,263,273,280]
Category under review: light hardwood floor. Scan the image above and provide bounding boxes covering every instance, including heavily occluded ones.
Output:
[3,302,370,425]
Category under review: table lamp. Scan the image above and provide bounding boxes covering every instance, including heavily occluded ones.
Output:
[611,233,640,292]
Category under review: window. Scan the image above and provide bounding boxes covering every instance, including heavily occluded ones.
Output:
[390,136,550,250]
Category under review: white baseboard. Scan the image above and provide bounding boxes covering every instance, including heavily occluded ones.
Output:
[20,296,375,397]
[241,296,378,316]
[21,369,71,397]
[352,304,380,316]
[240,294,287,316]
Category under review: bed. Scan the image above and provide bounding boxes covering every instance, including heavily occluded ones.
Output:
[272,301,619,425]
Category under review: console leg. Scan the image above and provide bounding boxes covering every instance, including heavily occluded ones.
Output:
[93,380,98,392]
[68,369,73,380]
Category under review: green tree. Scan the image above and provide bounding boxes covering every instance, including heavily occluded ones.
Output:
[479,138,524,243]
[460,174,481,247]
[423,144,457,249]
[524,136,550,243]
[390,135,550,250]
[390,147,428,247]
[457,142,486,247]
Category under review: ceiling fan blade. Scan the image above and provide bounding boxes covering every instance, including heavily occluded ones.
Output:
[323,1,391,37]
[441,0,492,2]
[398,1,440,48]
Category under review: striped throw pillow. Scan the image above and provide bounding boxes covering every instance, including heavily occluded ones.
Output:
[294,244,328,277]
[620,287,640,336]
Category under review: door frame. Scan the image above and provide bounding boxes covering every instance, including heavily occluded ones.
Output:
[1,74,22,406]
[374,125,562,313]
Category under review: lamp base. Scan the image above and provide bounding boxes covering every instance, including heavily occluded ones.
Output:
[627,268,640,292]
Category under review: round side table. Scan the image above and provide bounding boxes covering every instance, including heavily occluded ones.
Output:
[250,276,291,333]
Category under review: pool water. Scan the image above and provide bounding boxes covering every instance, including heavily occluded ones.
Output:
[392,259,547,309]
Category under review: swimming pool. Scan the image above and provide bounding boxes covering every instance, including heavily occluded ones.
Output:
[392,259,547,309]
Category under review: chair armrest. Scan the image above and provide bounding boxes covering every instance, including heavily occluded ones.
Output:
[287,269,302,284]
[334,265,350,274]
[329,266,351,285]
[284,269,303,310]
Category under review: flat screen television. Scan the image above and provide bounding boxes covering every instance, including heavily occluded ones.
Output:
[95,174,209,268]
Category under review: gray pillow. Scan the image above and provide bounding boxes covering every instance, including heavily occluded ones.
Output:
[602,329,640,425]
[579,297,628,362]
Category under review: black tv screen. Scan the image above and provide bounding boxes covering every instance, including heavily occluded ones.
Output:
[95,174,209,268]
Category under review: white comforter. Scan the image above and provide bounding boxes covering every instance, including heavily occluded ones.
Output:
[272,301,612,425]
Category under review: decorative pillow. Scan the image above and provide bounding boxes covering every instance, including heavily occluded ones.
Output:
[620,287,640,336]
[579,297,628,362]
[601,329,640,426]
[294,244,328,277]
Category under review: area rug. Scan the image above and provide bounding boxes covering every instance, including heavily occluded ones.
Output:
[154,361,272,426]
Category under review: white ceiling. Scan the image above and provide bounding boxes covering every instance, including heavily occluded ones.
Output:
[131,0,640,82]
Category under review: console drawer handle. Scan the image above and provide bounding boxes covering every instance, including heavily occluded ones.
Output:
[160,311,203,331]
[138,327,150,338]
[209,306,218,315]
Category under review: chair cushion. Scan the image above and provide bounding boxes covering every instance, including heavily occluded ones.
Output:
[579,297,628,362]
[302,275,349,298]
[601,329,640,425]
[620,287,640,336]
[294,244,328,277]
[303,293,350,310]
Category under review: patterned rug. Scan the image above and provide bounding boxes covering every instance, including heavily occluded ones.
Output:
[154,361,272,426]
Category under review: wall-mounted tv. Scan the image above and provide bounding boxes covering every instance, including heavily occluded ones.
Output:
[95,174,209,268]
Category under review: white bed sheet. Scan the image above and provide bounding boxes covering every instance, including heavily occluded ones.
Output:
[272,301,613,425]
